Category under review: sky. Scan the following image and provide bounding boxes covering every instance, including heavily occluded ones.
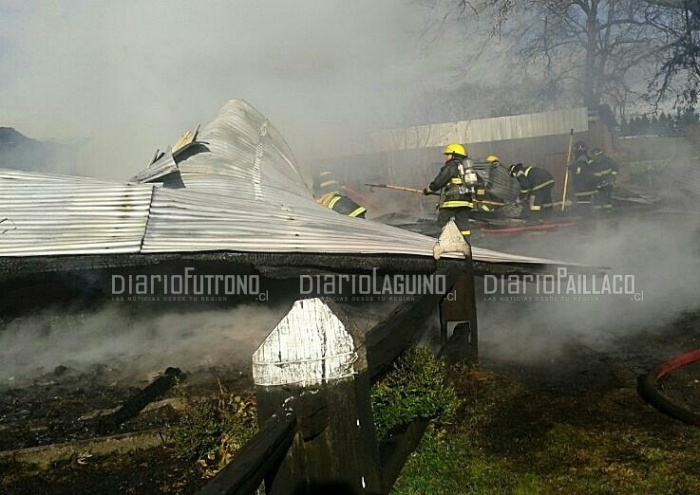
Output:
[0,0,468,180]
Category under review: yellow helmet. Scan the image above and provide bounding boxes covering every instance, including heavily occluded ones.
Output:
[486,155,499,163]
[443,143,466,157]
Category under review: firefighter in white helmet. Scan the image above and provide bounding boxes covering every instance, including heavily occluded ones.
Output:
[422,143,476,239]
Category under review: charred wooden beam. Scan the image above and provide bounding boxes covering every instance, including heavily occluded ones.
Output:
[365,263,465,380]
[439,265,479,363]
[95,367,184,434]
[0,252,465,278]
[195,410,297,495]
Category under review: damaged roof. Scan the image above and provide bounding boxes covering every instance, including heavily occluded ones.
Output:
[0,99,568,267]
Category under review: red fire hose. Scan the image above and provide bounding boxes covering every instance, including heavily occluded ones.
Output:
[481,222,577,234]
[637,348,700,427]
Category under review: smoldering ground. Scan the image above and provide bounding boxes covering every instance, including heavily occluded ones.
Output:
[0,302,292,387]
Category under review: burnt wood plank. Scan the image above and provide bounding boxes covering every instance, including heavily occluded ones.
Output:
[196,411,297,495]
[365,264,465,380]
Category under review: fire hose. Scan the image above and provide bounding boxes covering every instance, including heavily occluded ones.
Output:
[364,183,506,206]
[637,348,700,427]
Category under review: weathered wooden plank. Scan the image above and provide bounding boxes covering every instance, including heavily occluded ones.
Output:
[364,264,464,380]
[378,419,430,490]
[195,411,297,495]
[252,298,363,388]
[439,264,479,363]
[261,375,384,495]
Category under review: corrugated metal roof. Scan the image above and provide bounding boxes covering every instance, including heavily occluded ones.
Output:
[0,99,571,267]
[0,170,154,256]
[129,146,178,184]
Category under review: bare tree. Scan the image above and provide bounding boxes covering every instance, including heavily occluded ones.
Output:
[645,0,700,108]
[507,1,664,113]
[423,0,668,116]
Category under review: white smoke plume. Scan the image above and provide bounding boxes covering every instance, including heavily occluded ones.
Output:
[0,0,468,181]
[476,206,700,364]
[0,303,291,386]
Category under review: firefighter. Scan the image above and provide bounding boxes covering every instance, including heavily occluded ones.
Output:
[314,170,340,196]
[422,143,476,239]
[313,171,367,218]
[568,140,597,214]
[590,148,620,211]
[508,163,555,219]
[472,154,503,213]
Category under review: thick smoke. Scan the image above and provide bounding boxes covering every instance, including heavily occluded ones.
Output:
[0,1,464,181]
[476,149,700,364]
[0,303,291,386]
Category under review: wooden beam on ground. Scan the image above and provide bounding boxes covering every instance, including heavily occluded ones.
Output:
[0,430,164,469]
[96,367,184,434]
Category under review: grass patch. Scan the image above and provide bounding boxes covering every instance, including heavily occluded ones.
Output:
[370,346,461,441]
[391,365,700,494]
[167,382,258,479]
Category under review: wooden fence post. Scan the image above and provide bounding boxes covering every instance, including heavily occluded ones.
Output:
[252,298,383,495]
[438,232,478,364]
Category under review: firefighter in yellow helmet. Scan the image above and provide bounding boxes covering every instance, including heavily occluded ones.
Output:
[314,171,367,218]
[422,143,476,239]
[472,155,502,212]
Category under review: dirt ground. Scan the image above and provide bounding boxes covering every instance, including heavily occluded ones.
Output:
[3,309,700,495]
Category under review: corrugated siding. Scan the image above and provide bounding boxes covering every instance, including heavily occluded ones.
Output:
[674,162,700,197]
[174,100,312,201]
[313,108,590,159]
[373,107,589,152]
[129,149,178,184]
[142,186,454,256]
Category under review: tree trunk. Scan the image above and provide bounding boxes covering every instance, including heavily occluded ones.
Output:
[584,0,601,109]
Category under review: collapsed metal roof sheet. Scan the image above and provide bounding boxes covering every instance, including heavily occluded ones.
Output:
[0,99,569,267]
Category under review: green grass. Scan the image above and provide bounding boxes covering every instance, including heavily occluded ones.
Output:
[391,366,700,495]
[370,346,461,441]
